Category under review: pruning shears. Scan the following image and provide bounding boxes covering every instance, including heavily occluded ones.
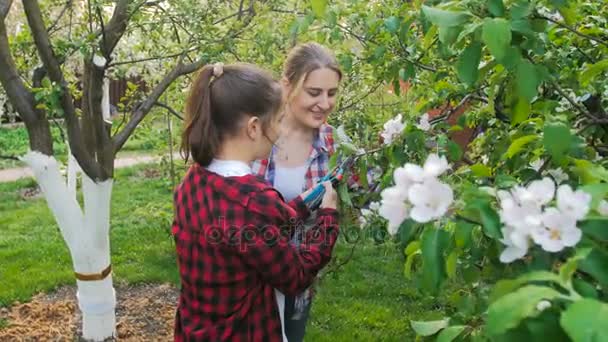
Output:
[302,154,359,211]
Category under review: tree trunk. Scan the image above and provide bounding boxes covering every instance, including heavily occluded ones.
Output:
[22,151,116,341]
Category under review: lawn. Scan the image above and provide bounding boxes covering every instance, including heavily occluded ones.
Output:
[0,163,448,340]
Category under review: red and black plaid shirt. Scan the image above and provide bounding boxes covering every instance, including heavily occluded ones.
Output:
[172,164,340,341]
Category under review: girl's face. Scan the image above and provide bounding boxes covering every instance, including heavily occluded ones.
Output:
[286,68,341,129]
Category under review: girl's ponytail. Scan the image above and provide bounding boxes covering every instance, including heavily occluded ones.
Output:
[181,66,217,166]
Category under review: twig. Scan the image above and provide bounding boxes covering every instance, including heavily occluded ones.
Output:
[107,47,197,67]
[155,102,183,120]
[536,15,608,48]
[47,0,72,34]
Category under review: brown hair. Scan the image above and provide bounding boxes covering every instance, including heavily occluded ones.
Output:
[181,63,282,166]
[283,42,343,99]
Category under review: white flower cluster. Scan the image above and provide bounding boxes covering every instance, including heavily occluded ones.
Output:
[380,114,406,145]
[378,154,453,235]
[497,177,592,263]
[358,201,381,228]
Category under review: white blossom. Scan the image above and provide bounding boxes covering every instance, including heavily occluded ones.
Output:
[407,178,453,223]
[556,184,592,221]
[547,168,569,184]
[532,208,582,252]
[499,226,531,263]
[379,187,409,235]
[416,113,431,131]
[380,114,406,145]
[530,159,544,172]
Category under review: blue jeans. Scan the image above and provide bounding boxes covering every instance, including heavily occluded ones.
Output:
[284,295,312,342]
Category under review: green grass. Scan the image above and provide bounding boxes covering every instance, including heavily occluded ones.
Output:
[0,164,445,339]
[0,164,177,305]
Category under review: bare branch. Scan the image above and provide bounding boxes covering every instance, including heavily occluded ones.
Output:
[107,46,197,67]
[536,15,608,49]
[337,83,383,113]
[155,102,183,120]
[113,57,206,152]
[47,0,72,34]
[95,2,108,58]
[549,79,608,124]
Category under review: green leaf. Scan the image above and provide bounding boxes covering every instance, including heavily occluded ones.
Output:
[404,250,421,279]
[580,59,608,86]
[405,240,421,256]
[506,135,537,158]
[446,250,458,279]
[543,123,572,162]
[580,183,608,210]
[560,299,608,342]
[384,16,401,34]
[438,25,463,45]
[470,163,493,177]
[421,227,449,293]
[310,0,327,18]
[516,60,539,101]
[488,0,505,17]
[510,1,533,19]
[559,248,591,284]
[487,285,563,336]
[457,41,482,86]
[579,249,608,287]
[437,325,467,342]
[482,18,512,61]
[422,6,471,27]
[411,318,450,336]
[490,271,563,303]
[338,181,352,208]
[511,19,535,38]
[580,219,608,241]
[447,140,463,161]
[400,62,416,81]
[473,201,502,239]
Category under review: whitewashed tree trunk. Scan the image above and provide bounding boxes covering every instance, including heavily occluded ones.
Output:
[22,151,116,341]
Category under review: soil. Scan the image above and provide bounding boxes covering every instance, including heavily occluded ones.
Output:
[0,283,179,341]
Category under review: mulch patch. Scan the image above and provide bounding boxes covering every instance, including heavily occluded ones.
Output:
[0,283,179,341]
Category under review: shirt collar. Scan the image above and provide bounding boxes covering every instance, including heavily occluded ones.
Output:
[207,159,252,177]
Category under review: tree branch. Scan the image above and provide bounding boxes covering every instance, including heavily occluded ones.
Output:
[107,46,197,67]
[23,0,104,178]
[0,0,13,19]
[536,15,608,49]
[549,79,608,124]
[113,56,206,152]
[155,101,183,121]
[47,0,72,34]
[0,22,37,125]
[100,0,129,57]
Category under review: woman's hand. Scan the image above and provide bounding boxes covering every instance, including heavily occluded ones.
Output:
[320,181,338,210]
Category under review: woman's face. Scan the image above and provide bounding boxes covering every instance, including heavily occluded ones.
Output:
[287,67,341,129]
